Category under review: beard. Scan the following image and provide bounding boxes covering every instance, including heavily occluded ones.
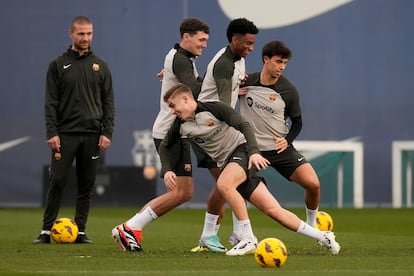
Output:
[73,41,90,52]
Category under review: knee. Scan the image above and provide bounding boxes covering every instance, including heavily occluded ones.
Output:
[302,177,320,191]
[309,179,320,191]
[181,191,193,202]
[216,181,231,195]
[175,187,193,203]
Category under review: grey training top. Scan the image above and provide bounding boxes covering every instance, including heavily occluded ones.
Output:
[159,101,260,170]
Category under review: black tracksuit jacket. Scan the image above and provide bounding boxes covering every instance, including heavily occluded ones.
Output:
[44,47,114,140]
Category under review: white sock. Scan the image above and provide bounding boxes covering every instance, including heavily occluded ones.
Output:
[237,219,255,240]
[201,212,219,238]
[126,206,158,230]
[232,212,240,234]
[41,230,51,235]
[306,206,319,227]
[214,223,221,234]
[296,220,323,240]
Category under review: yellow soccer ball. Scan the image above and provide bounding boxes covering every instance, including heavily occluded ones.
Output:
[254,238,288,268]
[316,211,334,231]
[51,218,79,243]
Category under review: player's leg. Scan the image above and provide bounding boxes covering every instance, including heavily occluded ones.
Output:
[249,181,301,230]
[112,138,193,251]
[199,167,224,239]
[139,176,194,216]
[33,134,78,244]
[191,144,228,252]
[264,147,321,227]
[192,164,245,253]
[206,167,225,227]
[112,178,193,252]
[222,162,257,256]
[289,163,320,226]
[216,162,249,221]
[248,181,340,255]
[206,168,244,247]
[73,133,101,243]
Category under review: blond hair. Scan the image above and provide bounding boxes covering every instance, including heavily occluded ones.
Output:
[163,83,193,102]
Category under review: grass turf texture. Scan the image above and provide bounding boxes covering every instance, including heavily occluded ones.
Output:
[0,208,413,275]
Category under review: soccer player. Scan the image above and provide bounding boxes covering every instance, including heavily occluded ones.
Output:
[191,18,259,253]
[159,83,340,256]
[239,40,321,230]
[111,18,209,251]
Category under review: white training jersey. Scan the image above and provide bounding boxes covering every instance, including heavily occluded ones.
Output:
[152,47,199,139]
[198,47,245,108]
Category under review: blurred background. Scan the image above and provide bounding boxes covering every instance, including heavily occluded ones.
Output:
[1,0,413,208]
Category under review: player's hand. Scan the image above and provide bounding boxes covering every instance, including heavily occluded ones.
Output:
[240,73,248,86]
[47,135,61,152]
[156,68,165,82]
[248,153,270,170]
[239,87,248,96]
[98,135,111,151]
[273,136,288,154]
[163,171,177,190]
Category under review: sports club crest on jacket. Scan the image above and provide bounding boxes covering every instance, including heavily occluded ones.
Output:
[92,63,100,71]
[184,163,192,172]
[269,94,277,101]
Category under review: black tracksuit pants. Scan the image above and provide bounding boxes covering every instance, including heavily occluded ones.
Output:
[42,133,100,232]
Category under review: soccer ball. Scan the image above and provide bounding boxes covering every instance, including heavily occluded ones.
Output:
[254,238,288,268]
[51,218,79,243]
[316,211,334,231]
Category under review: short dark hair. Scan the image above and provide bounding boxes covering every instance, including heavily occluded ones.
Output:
[70,16,92,31]
[163,83,192,102]
[262,40,292,62]
[226,18,259,42]
[180,18,210,37]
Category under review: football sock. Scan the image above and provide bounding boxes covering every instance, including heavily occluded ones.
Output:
[40,230,51,235]
[306,206,319,227]
[126,206,158,230]
[237,219,255,240]
[232,211,240,235]
[201,212,219,238]
[214,223,221,234]
[296,220,323,240]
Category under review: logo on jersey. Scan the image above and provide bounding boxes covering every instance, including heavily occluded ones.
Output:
[184,164,192,172]
[54,152,61,160]
[269,94,278,101]
[194,127,222,144]
[246,96,253,107]
[207,119,214,126]
[92,63,100,71]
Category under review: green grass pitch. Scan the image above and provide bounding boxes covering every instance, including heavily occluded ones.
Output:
[0,207,413,275]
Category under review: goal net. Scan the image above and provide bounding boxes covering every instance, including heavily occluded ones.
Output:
[258,140,364,208]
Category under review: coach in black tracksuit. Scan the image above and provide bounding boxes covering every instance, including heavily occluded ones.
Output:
[33,16,115,244]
